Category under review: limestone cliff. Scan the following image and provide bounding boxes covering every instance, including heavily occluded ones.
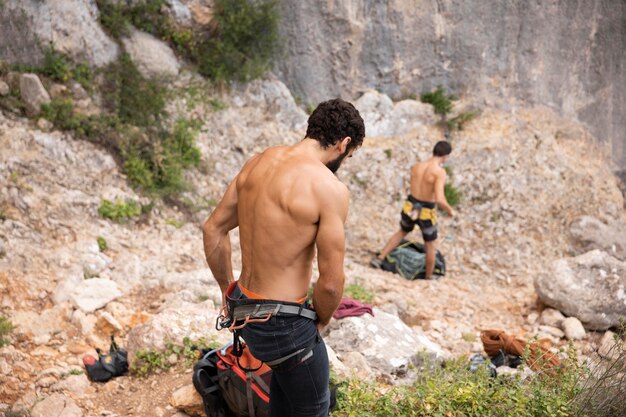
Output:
[275,0,626,169]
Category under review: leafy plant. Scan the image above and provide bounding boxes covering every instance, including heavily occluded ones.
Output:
[444,183,462,207]
[41,46,72,82]
[41,98,82,131]
[98,199,142,222]
[209,98,228,111]
[97,236,108,252]
[333,353,583,417]
[197,0,280,82]
[344,279,374,304]
[0,315,14,347]
[133,336,220,377]
[420,86,455,117]
[446,110,480,131]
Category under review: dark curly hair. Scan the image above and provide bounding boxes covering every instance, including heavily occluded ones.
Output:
[305,99,365,150]
[433,141,452,156]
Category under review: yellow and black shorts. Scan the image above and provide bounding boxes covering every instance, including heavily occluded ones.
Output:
[400,195,438,242]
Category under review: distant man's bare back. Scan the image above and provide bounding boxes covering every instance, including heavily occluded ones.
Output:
[236,145,348,303]
[410,159,446,203]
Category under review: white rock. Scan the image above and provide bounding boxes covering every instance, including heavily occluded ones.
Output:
[19,73,51,117]
[538,325,565,339]
[169,384,204,417]
[122,30,181,78]
[31,393,83,417]
[69,278,122,312]
[51,374,90,398]
[0,80,9,96]
[561,317,586,340]
[324,308,449,376]
[597,331,625,360]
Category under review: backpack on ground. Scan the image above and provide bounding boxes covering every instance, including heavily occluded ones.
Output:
[82,336,129,382]
[381,240,446,279]
[193,341,271,417]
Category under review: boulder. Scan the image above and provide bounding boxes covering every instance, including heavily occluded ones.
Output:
[19,73,51,117]
[51,374,91,398]
[597,331,625,360]
[69,278,122,313]
[539,308,565,327]
[570,216,626,261]
[232,77,308,130]
[126,300,230,359]
[561,317,586,340]
[1,0,118,67]
[323,308,449,377]
[0,80,9,96]
[353,90,436,137]
[535,250,626,330]
[30,393,83,417]
[122,30,181,78]
[170,384,204,417]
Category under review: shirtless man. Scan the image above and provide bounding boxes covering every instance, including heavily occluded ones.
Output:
[371,141,455,279]
[202,98,365,417]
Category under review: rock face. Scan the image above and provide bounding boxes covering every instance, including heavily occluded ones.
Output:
[324,308,448,376]
[170,384,205,417]
[570,216,626,261]
[275,0,626,169]
[535,250,626,330]
[0,0,119,67]
[122,30,181,78]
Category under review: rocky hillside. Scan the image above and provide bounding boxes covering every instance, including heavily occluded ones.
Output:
[1,68,626,414]
[0,1,625,416]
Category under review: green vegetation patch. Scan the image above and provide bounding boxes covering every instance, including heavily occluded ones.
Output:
[420,86,456,117]
[97,236,108,252]
[344,278,374,304]
[97,0,279,83]
[133,336,220,377]
[98,199,142,222]
[0,315,14,347]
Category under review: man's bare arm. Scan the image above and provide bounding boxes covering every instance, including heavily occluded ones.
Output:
[313,181,349,329]
[434,170,454,216]
[202,179,239,297]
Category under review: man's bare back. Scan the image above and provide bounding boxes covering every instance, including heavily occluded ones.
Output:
[236,145,348,303]
[410,158,452,215]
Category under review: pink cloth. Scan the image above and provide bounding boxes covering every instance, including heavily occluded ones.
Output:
[333,298,374,319]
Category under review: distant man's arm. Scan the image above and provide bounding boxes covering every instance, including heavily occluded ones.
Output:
[202,179,239,298]
[434,170,455,217]
[313,182,349,330]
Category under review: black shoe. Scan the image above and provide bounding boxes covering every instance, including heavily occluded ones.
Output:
[370,257,383,269]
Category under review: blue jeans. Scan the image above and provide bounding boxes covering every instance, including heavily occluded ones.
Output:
[232,285,330,417]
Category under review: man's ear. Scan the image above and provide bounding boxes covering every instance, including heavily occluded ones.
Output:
[339,137,352,153]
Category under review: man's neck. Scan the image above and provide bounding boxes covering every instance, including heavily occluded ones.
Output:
[295,138,333,165]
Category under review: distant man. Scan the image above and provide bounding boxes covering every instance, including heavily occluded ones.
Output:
[203,99,365,417]
[371,141,455,279]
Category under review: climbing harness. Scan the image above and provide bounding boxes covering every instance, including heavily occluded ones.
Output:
[215,281,318,369]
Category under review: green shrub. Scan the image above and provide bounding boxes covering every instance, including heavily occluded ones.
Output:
[96,0,132,39]
[41,98,83,131]
[333,355,582,417]
[133,336,220,377]
[72,63,93,90]
[197,0,279,82]
[344,279,374,304]
[103,53,166,127]
[420,86,455,117]
[98,199,142,222]
[446,110,479,131]
[444,183,462,207]
[41,46,72,82]
[97,236,107,252]
[0,315,13,347]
